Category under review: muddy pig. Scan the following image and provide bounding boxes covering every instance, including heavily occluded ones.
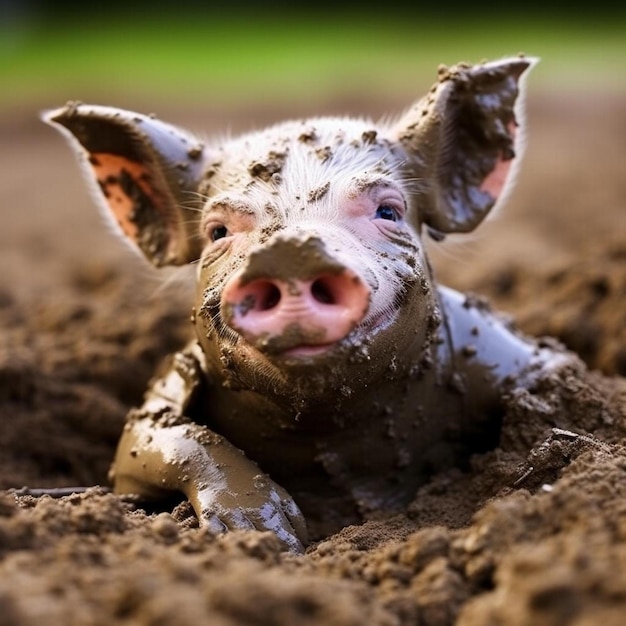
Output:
[45,57,573,553]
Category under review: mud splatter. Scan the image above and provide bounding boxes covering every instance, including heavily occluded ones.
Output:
[249,150,288,182]
[308,182,331,203]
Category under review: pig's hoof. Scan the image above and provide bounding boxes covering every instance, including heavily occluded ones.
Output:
[200,505,306,554]
[196,483,308,554]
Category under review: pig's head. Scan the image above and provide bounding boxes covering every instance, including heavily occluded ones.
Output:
[45,57,535,407]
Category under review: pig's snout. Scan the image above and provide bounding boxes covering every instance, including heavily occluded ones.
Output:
[221,270,370,353]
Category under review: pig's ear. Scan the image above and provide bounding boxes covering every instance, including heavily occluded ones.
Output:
[43,103,208,266]
[391,57,537,234]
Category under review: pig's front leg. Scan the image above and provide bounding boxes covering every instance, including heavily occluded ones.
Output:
[109,343,307,553]
[113,416,307,553]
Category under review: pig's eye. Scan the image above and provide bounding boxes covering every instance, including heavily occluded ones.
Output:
[210,225,229,241]
[375,204,399,221]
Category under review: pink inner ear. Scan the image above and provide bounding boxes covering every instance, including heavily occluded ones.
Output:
[88,153,159,241]
[479,122,517,200]
[480,157,512,199]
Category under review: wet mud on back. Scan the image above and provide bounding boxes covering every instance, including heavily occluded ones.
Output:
[1,91,625,625]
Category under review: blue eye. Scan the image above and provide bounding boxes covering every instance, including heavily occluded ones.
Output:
[375,204,398,221]
[211,225,229,241]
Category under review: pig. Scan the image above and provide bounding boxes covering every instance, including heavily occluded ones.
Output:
[44,57,573,553]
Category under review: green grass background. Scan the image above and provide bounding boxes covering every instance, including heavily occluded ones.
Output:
[1,7,625,111]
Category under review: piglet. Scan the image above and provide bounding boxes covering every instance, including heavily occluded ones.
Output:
[44,57,572,553]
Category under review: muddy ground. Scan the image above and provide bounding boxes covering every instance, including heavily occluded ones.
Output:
[1,85,625,625]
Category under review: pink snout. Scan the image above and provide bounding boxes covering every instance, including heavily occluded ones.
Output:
[221,270,370,353]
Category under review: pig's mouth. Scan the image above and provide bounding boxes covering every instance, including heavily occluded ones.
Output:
[244,323,347,359]
[232,308,398,365]
[282,344,335,358]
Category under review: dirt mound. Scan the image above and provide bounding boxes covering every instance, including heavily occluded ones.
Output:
[0,263,190,490]
[475,240,626,377]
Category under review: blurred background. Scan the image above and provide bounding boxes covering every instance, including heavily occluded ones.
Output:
[2,1,624,115]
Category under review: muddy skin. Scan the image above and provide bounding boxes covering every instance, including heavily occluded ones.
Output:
[44,56,577,552]
[249,150,288,182]
[237,235,348,285]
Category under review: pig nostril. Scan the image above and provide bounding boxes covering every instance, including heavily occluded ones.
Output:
[258,282,281,311]
[311,278,336,305]
[225,269,370,345]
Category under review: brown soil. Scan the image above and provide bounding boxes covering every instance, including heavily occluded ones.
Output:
[1,88,625,626]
